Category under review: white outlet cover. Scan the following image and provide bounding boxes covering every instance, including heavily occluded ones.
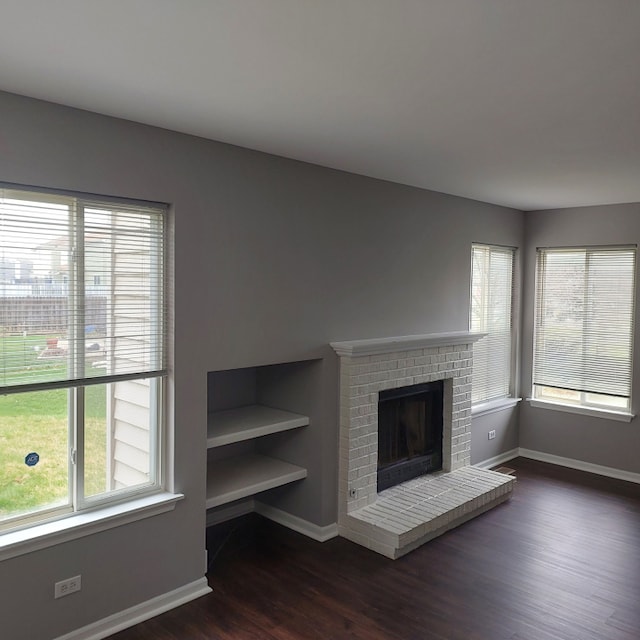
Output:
[54,575,82,599]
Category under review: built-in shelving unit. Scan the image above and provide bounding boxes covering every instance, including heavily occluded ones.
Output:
[206,360,319,515]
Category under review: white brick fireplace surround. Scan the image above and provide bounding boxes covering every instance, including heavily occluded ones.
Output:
[331,332,515,559]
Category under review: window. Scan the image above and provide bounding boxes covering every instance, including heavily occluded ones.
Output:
[533,246,636,412]
[0,185,167,533]
[470,244,516,405]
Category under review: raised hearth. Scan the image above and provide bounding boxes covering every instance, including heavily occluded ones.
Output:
[331,332,515,559]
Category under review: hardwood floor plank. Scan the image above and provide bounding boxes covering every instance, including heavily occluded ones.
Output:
[110,458,640,639]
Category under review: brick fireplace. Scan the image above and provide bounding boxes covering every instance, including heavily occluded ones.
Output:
[331,332,515,559]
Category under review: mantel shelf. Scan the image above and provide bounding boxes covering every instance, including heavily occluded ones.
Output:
[330,331,486,357]
[206,453,307,509]
[207,404,309,448]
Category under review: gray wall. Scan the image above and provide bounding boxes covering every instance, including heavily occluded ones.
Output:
[520,206,640,473]
[0,90,523,639]
[471,407,520,464]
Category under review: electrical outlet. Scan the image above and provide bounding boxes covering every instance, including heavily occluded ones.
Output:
[488,430,496,440]
[54,575,81,599]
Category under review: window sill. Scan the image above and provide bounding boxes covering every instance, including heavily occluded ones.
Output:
[472,397,522,418]
[527,399,635,423]
[0,491,183,562]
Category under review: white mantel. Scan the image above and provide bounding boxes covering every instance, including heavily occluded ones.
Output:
[330,331,486,357]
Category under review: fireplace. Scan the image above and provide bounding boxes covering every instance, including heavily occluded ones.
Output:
[331,332,515,559]
[377,380,443,491]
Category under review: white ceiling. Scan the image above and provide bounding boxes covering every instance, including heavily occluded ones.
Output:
[1,0,639,211]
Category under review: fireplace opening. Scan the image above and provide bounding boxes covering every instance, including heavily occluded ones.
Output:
[377,380,443,492]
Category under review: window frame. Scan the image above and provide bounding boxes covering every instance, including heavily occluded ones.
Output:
[0,182,170,535]
[470,243,518,410]
[531,244,636,417]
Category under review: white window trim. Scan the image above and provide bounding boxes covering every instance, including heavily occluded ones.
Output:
[0,491,182,562]
[532,245,636,413]
[527,398,635,423]
[470,243,519,406]
[0,182,170,535]
[472,397,522,418]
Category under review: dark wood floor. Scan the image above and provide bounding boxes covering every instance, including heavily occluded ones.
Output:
[112,458,640,639]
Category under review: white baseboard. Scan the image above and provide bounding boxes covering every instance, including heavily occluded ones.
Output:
[518,448,640,485]
[255,502,338,542]
[475,447,640,484]
[205,499,338,542]
[474,448,520,470]
[55,578,211,640]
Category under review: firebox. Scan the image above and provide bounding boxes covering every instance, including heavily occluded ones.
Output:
[377,380,443,491]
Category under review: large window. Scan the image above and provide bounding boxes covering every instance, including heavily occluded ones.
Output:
[0,185,167,532]
[533,246,636,412]
[470,244,515,405]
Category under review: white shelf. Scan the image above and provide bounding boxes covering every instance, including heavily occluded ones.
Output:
[207,404,309,448]
[206,453,307,509]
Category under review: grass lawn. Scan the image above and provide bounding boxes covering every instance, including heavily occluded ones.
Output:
[0,334,108,520]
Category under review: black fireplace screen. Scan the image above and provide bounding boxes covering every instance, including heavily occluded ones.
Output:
[377,380,443,491]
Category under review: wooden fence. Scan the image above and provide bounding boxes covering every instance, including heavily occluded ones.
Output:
[0,296,107,334]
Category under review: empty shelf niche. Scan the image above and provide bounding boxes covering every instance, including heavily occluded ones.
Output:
[206,360,317,510]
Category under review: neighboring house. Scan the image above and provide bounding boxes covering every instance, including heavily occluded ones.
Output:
[35,232,111,297]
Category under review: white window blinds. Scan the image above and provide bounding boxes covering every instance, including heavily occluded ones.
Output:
[470,244,515,404]
[0,186,167,393]
[533,246,636,401]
